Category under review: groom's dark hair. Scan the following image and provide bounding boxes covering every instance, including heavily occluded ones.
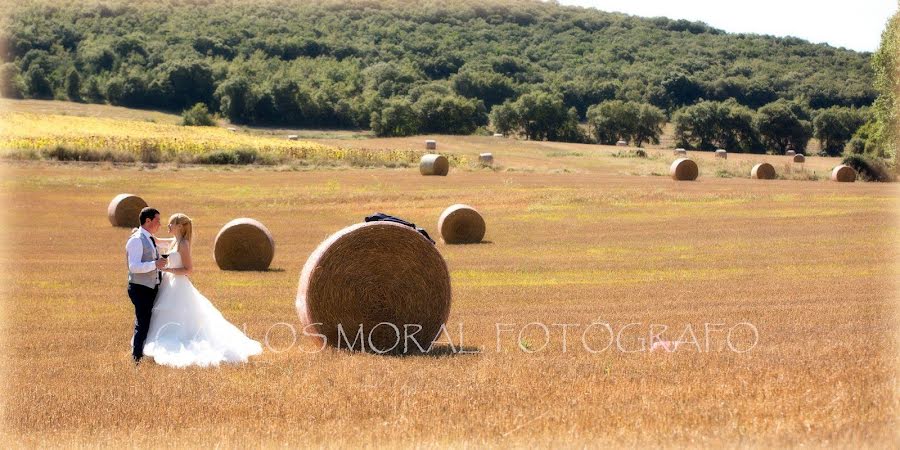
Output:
[139,207,160,226]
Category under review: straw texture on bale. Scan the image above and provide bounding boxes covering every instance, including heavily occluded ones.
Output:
[419,154,449,176]
[425,140,437,150]
[296,221,452,354]
[616,140,627,147]
[831,165,857,182]
[438,204,486,244]
[478,153,494,165]
[715,149,727,159]
[786,150,796,156]
[107,194,148,227]
[793,154,806,163]
[670,158,699,181]
[214,218,275,270]
[751,162,777,180]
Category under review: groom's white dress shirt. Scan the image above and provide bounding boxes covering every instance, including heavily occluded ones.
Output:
[126,227,159,274]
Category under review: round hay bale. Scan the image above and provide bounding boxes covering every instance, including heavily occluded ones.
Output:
[478,153,494,165]
[438,204,486,244]
[493,133,503,138]
[674,148,687,156]
[793,154,806,163]
[287,135,299,140]
[670,158,699,181]
[786,150,796,156]
[715,149,727,159]
[751,162,777,180]
[107,194,148,227]
[419,154,449,176]
[425,139,437,150]
[616,140,628,147]
[831,165,857,183]
[214,218,275,270]
[227,127,237,132]
[296,221,452,354]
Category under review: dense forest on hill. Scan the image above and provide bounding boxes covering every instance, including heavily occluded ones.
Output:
[0,0,885,155]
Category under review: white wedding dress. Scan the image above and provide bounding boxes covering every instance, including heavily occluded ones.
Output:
[143,251,262,367]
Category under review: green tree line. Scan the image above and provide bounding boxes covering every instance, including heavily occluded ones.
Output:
[0,0,881,155]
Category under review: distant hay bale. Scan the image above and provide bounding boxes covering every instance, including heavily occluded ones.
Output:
[214,218,275,270]
[425,140,437,150]
[107,194,148,227]
[786,150,796,156]
[296,221,452,354]
[751,162,776,180]
[674,148,687,156]
[287,135,299,140]
[227,127,237,132]
[715,149,727,159]
[616,140,628,147]
[493,133,503,137]
[478,153,494,166]
[793,154,806,163]
[419,154,449,176]
[670,158,699,181]
[438,204,486,244]
[831,165,857,183]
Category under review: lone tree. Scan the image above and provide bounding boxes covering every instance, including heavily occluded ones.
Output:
[813,107,867,156]
[673,100,759,152]
[756,99,812,154]
[587,100,666,147]
[65,68,82,101]
[489,92,584,142]
[370,97,421,137]
[181,102,215,126]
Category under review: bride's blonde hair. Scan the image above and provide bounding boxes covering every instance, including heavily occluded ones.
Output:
[168,213,193,251]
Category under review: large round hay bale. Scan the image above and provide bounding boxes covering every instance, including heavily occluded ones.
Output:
[670,158,699,181]
[786,150,796,156]
[478,153,494,166]
[107,194,148,227]
[438,204,486,244]
[425,139,437,150]
[214,218,275,270]
[715,149,727,159]
[674,148,687,156]
[793,154,806,163]
[296,221,452,354]
[419,154,449,176]
[616,140,628,147]
[831,165,857,183]
[751,162,776,180]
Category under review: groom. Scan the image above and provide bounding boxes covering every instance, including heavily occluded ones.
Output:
[125,207,167,364]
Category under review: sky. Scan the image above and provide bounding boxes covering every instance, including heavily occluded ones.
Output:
[557,0,898,52]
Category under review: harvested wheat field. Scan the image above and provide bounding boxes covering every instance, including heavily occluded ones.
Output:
[0,156,899,447]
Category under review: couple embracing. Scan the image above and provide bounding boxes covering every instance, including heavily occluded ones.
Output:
[126,207,262,367]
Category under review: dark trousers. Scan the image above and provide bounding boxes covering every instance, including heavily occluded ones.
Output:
[128,283,158,360]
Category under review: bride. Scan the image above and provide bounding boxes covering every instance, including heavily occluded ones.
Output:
[143,213,262,367]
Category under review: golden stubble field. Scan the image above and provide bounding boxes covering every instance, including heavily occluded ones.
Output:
[0,155,899,447]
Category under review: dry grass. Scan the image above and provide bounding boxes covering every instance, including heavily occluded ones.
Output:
[1,157,898,447]
[0,99,898,447]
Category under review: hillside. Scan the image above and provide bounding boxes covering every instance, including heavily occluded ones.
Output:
[0,0,876,132]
